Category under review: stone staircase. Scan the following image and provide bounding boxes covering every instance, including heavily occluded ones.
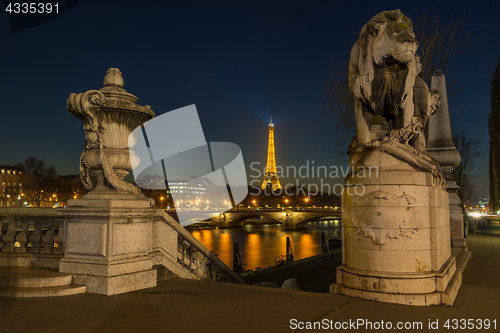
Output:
[0,267,86,297]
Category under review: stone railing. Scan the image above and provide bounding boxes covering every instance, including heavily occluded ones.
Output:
[153,210,245,284]
[227,208,341,213]
[0,207,244,286]
[0,208,64,268]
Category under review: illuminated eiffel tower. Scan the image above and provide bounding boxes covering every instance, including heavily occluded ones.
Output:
[261,116,281,191]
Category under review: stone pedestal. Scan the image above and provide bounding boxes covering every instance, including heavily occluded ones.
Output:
[331,151,457,306]
[447,183,466,248]
[427,71,466,248]
[59,196,157,295]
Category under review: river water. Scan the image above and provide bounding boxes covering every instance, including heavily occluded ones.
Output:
[189,218,342,271]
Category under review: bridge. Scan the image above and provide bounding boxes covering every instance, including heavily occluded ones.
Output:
[169,209,341,229]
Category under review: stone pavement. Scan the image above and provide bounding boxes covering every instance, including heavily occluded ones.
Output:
[1,233,498,333]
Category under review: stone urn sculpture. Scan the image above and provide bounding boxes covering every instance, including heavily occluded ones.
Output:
[60,68,158,295]
[66,68,155,207]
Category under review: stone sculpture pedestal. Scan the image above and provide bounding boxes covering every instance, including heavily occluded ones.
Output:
[446,181,467,248]
[59,194,157,295]
[331,150,460,306]
[427,71,466,249]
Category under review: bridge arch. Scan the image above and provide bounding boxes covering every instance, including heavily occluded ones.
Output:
[291,215,341,229]
[177,210,341,229]
[223,212,284,228]
[218,210,341,229]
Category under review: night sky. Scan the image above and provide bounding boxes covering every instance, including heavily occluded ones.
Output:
[0,0,497,197]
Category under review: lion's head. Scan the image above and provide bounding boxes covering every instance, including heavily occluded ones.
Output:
[349,9,418,109]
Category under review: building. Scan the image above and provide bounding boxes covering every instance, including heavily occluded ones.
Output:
[136,175,210,209]
[0,165,25,207]
[136,175,207,198]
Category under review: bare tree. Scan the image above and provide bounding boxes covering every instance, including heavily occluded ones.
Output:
[18,156,58,207]
[451,130,483,214]
[413,8,475,87]
[321,58,355,161]
[322,8,476,161]
[54,175,88,207]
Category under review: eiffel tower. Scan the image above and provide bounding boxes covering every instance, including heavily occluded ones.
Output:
[261,116,281,191]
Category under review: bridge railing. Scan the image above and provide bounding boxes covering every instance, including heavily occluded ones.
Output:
[225,208,341,213]
[0,208,64,268]
[0,207,245,285]
[154,210,245,284]
[289,208,341,212]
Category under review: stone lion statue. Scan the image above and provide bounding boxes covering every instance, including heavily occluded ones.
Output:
[347,9,442,180]
[348,9,422,150]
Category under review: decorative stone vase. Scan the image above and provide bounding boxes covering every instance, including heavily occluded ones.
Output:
[66,68,155,206]
[60,68,158,295]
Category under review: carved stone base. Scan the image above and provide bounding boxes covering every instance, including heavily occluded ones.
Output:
[331,282,442,306]
[59,256,154,276]
[334,150,460,305]
[71,269,156,296]
[68,191,152,208]
[332,259,456,306]
[59,201,158,295]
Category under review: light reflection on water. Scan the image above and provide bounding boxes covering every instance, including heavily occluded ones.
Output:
[190,219,341,271]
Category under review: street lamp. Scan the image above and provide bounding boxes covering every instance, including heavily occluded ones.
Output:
[160,196,164,209]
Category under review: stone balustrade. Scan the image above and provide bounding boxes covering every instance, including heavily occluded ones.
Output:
[153,210,245,284]
[0,68,244,295]
[0,208,64,268]
[0,207,244,290]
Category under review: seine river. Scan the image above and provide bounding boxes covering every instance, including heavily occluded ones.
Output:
[189,218,342,271]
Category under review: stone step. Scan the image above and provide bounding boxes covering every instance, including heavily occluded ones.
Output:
[0,284,87,297]
[455,250,472,272]
[441,249,472,306]
[0,266,86,297]
[0,267,72,287]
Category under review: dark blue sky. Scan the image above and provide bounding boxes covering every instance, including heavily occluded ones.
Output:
[0,0,497,196]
